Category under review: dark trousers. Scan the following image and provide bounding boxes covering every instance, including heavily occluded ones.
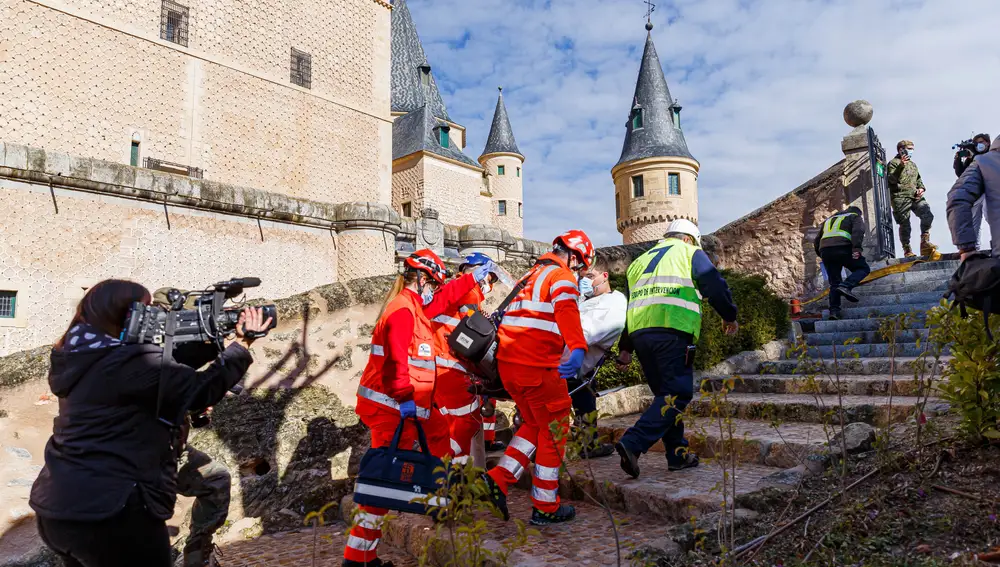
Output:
[820,246,871,310]
[619,329,694,464]
[570,379,599,445]
[36,489,171,567]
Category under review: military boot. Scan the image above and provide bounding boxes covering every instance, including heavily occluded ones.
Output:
[181,538,222,567]
[920,233,940,259]
[902,244,917,258]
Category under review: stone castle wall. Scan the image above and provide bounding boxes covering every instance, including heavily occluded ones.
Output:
[481,155,524,238]
[0,0,393,205]
[422,158,485,228]
[614,157,699,244]
[391,156,424,215]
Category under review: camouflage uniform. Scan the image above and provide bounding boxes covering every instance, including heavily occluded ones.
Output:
[176,430,231,566]
[886,153,935,253]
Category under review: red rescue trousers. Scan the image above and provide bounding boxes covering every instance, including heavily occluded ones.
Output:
[344,408,449,564]
[434,366,482,464]
[483,397,497,443]
[486,361,572,514]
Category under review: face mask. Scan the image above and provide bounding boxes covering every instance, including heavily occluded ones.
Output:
[977,143,988,153]
[906,148,914,156]
[421,290,434,306]
[578,277,594,299]
[480,281,493,295]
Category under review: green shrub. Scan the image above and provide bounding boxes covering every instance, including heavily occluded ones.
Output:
[595,270,790,390]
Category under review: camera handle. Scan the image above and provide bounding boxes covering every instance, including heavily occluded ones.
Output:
[156,312,179,429]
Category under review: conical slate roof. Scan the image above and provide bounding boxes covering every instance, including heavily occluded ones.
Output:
[616,30,696,167]
[392,105,480,168]
[481,88,522,159]
[391,0,450,121]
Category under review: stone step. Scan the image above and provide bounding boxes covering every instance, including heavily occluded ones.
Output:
[220,524,419,566]
[853,280,948,296]
[813,316,928,333]
[790,342,948,359]
[340,490,682,566]
[700,373,936,397]
[687,393,939,426]
[861,269,951,286]
[759,356,948,376]
[598,415,832,469]
[905,259,960,272]
[821,302,938,319]
[849,291,943,308]
[803,328,929,346]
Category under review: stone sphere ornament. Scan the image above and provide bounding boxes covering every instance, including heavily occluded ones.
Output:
[843,100,874,128]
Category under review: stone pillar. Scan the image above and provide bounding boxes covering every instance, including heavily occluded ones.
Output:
[841,100,881,261]
[416,208,445,256]
[458,224,510,262]
[335,202,401,281]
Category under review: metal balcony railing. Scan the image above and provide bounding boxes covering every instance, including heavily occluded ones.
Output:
[143,157,204,179]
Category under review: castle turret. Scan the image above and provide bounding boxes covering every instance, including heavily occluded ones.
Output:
[479,87,524,238]
[612,21,700,244]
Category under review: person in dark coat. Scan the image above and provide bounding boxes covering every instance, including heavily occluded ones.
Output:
[29,279,270,567]
[814,206,871,320]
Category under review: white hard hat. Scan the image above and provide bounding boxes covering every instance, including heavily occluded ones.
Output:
[664,219,701,246]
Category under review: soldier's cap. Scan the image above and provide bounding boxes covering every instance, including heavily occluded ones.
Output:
[152,287,199,310]
[897,139,914,150]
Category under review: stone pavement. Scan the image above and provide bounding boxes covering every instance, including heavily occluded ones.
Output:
[220,525,418,567]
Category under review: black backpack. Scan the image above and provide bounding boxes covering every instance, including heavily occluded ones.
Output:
[945,252,1000,339]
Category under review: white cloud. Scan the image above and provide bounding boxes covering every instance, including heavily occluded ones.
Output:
[407,0,1000,252]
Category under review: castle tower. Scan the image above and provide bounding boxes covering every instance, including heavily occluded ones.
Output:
[612,21,700,244]
[479,87,524,238]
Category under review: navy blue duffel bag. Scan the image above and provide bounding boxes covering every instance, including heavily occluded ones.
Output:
[353,416,450,516]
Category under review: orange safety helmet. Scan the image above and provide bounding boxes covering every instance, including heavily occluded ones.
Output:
[553,229,595,269]
[404,249,448,284]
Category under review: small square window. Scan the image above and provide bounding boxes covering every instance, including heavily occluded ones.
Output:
[498,165,505,176]
[517,167,521,177]
[438,127,450,148]
[290,48,312,89]
[0,291,16,319]
[632,109,643,129]
[668,173,681,195]
[518,202,523,218]
[160,0,189,47]
[498,200,507,216]
[402,202,412,217]
[631,175,644,198]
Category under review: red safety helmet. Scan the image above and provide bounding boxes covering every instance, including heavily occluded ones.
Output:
[404,249,448,284]
[553,229,595,270]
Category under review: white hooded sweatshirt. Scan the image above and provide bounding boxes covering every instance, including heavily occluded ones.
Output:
[560,289,628,377]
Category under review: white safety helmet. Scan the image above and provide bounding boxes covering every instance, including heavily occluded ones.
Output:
[664,219,701,246]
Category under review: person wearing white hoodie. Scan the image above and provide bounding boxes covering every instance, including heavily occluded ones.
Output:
[948,136,1000,259]
[560,257,627,458]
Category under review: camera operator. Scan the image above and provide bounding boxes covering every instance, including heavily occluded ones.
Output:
[29,279,270,567]
[152,288,233,567]
[954,134,991,177]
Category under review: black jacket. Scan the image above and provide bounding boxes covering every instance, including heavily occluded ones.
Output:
[814,208,866,254]
[29,342,252,521]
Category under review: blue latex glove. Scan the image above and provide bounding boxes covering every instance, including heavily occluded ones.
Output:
[472,260,499,283]
[558,348,586,380]
[399,400,417,419]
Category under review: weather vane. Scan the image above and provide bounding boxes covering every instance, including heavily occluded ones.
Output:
[644,0,655,30]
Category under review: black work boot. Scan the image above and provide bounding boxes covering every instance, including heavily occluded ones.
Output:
[580,442,615,459]
[615,442,640,479]
[530,504,576,526]
[485,440,507,452]
[668,451,700,472]
[181,538,221,567]
[836,285,859,303]
[828,308,842,321]
[481,473,509,521]
[343,559,395,567]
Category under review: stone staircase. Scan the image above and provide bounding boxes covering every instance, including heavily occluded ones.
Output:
[224,257,957,566]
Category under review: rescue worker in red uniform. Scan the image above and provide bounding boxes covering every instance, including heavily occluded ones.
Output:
[481,399,504,451]
[430,252,496,465]
[483,230,594,526]
[344,249,499,567]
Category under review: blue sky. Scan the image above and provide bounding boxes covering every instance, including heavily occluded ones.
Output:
[407,0,1000,251]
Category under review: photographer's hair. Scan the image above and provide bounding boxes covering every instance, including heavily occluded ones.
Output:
[378,269,421,319]
[56,279,151,348]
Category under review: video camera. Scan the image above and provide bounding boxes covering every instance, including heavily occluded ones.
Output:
[121,277,278,348]
[954,139,977,155]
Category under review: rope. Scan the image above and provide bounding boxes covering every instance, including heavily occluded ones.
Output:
[798,255,940,307]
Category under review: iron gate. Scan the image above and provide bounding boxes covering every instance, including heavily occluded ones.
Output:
[868,126,896,260]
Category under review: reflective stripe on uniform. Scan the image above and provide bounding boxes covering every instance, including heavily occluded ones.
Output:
[551,292,577,304]
[450,438,462,454]
[508,436,537,459]
[531,485,559,503]
[371,344,385,356]
[353,482,449,508]
[483,422,496,431]
[440,398,481,416]
[627,296,701,314]
[501,316,561,335]
[532,266,560,302]
[435,356,467,373]
[497,455,525,479]
[408,357,436,371]
[534,464,560,481]
[356,511,384,530]
[432,315,461,327]
[549,280,578,292]
[822,213,854,240]
[452,455,470,464]
[357,386,431,419]
[506,299,554,314]
[347,535,380,552]
[632,274,695,288]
